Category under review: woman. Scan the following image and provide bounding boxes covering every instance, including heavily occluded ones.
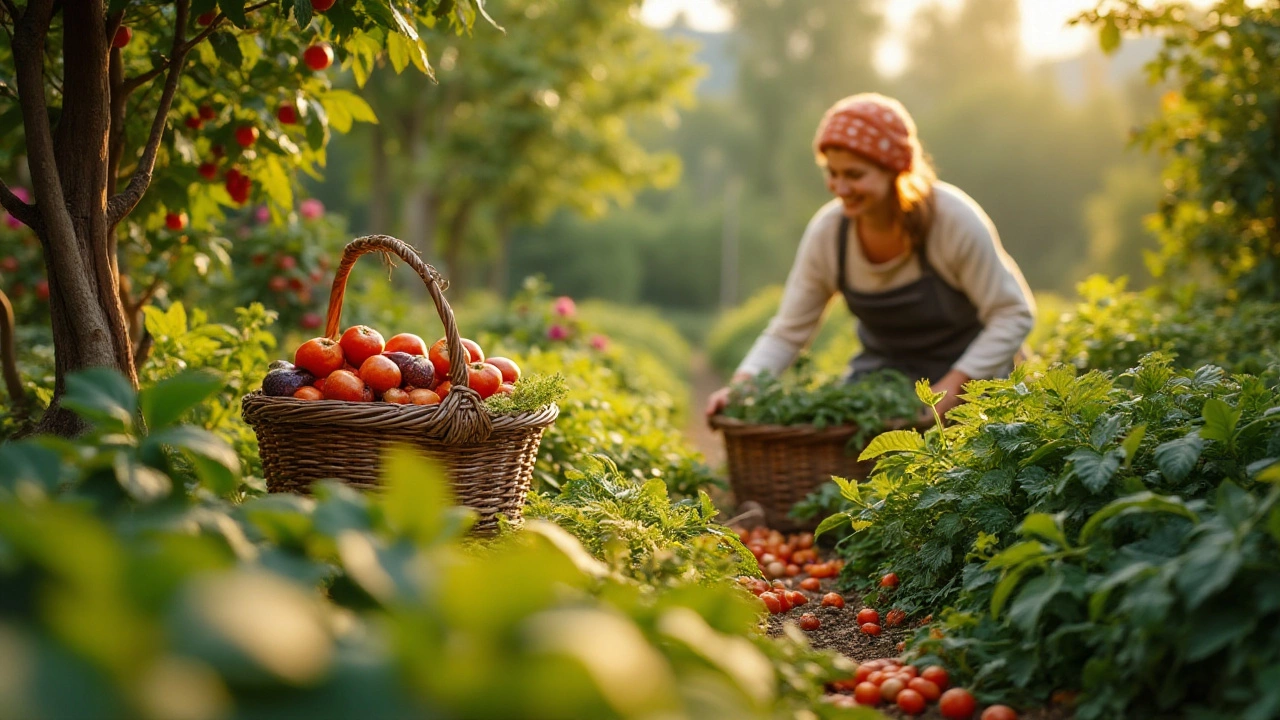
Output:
[706,93,1035,419]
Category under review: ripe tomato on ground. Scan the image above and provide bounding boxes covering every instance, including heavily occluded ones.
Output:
[921,666,949,690]
[880,572,900,588]
[485,356,521,383]
[907,678,941,702]
[322,370,366,402]
[860,623,882,636]
[295,337,344,377]
[340,325,385,366]
[853,682,881,706]
[783,590,807,607]
[799,577,821,592]
[759,592,782,614]
[981,706,1018,720]
[465,362,503,399]
[939,688,977,719]
[798,613,820,630]
[359,355,402,394]
[820,592,844,608]
[896,689,926,715]
[856,608,880,625]
[879,678,905,702]
[885,609,907,627]
[385,332,428,356]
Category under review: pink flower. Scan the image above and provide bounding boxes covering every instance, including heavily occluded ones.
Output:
[4,186,29,228]
[546,324,569,341]
[552,295,576,318]
[589,334,609,351]
[254,205,271,224]
[11,187,30,203]
[300,198,325,220]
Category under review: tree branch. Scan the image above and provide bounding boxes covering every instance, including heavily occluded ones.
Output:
[0,179,37,228]
[107,0,190,226]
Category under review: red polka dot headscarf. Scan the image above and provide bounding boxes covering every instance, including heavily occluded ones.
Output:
[813,93,918,173]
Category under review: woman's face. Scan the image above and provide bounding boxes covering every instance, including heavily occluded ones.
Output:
[822,148,896,219]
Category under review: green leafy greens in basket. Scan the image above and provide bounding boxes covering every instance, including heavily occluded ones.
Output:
[721,356,920,443]
[484,372,568,414]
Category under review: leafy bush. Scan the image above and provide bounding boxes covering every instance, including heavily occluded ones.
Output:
[817,354,1280,717]
[1039,276,1280,377]
[0,369,873,720]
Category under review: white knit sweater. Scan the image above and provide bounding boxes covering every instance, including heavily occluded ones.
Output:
[737,182,1036,380]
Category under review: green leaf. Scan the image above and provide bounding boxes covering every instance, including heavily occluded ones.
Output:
[1020,438,1069,468]
[813,512,851,539]
[991,566,1028,618]
[1186,609,1253,661]
[1079,492,1199,544]
[1176,528,1239,610]
[1099,17,1121,54]
[261,155,294,212]
[858,430,924,461]
[0,442,65,493]
[1007,570,1064,633]
[986,540,1045,570]
[1090,414,1123,450]
[317,89,378,134]
[914,379,944,407]
[209,31,244,68]
[287,0,314,28]
[144,426,241,495]
[1120,424,1146,470]
[379,446,456,545]
[832,476,860,503]
[113,452,173,502]
[1154,433,1205,482]
[139,370,223,431]
[62,368,137,431]
[1200,398,1241,444]
[1067,448,1121,493]
[217,0,249,28]
[1019,513,1070,549]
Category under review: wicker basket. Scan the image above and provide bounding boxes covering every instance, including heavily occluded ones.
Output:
[709,414,925,532]
[242,235,558,534]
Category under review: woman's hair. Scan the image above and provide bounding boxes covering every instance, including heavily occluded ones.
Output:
[894,153,938,249]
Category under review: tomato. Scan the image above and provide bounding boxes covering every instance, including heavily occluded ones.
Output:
[907,678,940,702]
[460,338,485,363]
[775,591,793,612]
[798,613,820,630]
[759,592,782,614]
[799,577,821,592]
[784,563,801,577]
[485,356,521,384]
[435,381,452,398]
[495,382,515,396]
[112,26,132,48]
[820,593,844,609]
[879,678,905,703]
[896,689,926,715]
[382,387,411,404]
[311,0,335,10]
[981,706,1018,720]
[198,162,218,180]
[783,590,807,606]
[939,688,977,719]
[428,337,474,379]
[292,386,322,401]
[340,325,385,366]
[765,561,786,578]
[322,369,366,402]
[860,623,881,636]
[466,362,503,399]
[854,664,874,684]
[854,682,881,706]
[382,332,427,356]
[795,532,814,549]
[235,125,259,148]
[295,337,344,378]
[359,355,402,394]
[866,671,885,686]
[303,43,334,71]
[880,572,900,589]
[884,608,907,627]
[856,608,880,625]
[921,666,949,690]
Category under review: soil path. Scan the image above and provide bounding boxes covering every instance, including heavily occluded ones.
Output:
[684,350,726,470]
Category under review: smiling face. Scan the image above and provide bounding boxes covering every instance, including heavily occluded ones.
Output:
[822,147,897,219]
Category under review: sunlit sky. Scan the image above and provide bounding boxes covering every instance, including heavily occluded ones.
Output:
[639,0,1147,76]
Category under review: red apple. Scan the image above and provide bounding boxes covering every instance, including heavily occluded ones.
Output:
[198,162,218,180]
[112,26,132,49]
[312,0,336,10]
[276,104,298,124]
[235,125,259,148]
[303,44,334,71]
[165,212,188,231]
[184,116,203,130]
[198,105,216,121]
[196,11,217,25]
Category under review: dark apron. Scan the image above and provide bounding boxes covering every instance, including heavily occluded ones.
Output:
[836,215,983,384]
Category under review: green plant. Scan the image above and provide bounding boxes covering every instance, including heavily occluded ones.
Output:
[722,358,919,445]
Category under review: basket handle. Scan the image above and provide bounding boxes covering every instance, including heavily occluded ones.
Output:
[322,235,492,445]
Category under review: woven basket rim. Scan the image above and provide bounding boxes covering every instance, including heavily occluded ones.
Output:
[242,391,559,429]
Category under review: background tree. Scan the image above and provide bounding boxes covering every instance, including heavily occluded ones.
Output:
[1080,0,1280,298]
[0,0,478,434]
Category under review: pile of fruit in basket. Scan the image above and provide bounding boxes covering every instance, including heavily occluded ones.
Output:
[261,325,520,404]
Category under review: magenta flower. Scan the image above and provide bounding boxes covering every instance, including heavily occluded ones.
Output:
[546,324,569,341]
[552,295,576,318]
[4,186,28,228]
[11,187,29,203]
[254,205,271,224]
[300,198,325,220]
[589,334,609,351]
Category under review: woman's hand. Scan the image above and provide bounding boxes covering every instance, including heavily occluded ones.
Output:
[705,386,733,419]
[925,369,970,421]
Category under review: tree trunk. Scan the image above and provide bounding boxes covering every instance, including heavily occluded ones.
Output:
[487,217,513,296]
[16,0,137,436]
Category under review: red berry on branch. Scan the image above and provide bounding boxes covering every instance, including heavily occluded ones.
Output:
[303,44,334,71]
[235,125,259,148]
[112,26,132,49]
[277,104,298,124]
